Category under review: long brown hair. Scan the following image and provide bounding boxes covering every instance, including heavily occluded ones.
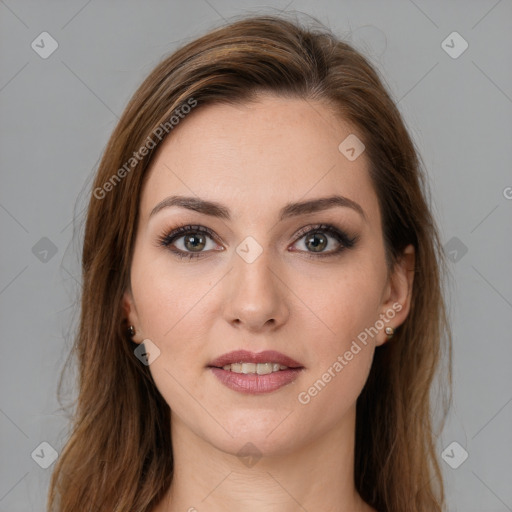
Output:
[48,13,452,512]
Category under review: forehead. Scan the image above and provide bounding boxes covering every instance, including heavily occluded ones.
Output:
[139,94,379,224]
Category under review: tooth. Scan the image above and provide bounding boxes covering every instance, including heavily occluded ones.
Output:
[256,363,273,375]
[230,363,243,373]
[219,362,291,374]
[241,363,256,374]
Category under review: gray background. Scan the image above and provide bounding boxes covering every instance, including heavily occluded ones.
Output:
[1,1,511,510]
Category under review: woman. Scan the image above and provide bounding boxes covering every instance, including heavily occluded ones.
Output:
[48,13,452,512]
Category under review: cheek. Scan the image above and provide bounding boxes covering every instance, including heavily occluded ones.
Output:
[130,260,215,422]
[288,305,380,448]
[293,256,385,349]
[293,280,380,411]
[130,244,215,340]
[289,256,386,415]
[129,244,221,382]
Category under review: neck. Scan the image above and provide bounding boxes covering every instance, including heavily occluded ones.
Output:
[155,406,375,512]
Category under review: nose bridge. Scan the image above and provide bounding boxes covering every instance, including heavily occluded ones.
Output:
[232,235,277,298]
[225,235,288,329]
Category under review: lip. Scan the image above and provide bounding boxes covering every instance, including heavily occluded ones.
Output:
[208,350,304,369]
[207,350,304,395]
[209,367,303,394]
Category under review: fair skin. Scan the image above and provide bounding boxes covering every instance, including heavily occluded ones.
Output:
[123,93,414,512]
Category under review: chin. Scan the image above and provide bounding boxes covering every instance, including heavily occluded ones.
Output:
[199,413,309,460]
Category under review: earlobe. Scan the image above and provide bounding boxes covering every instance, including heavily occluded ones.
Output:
[376,244,415,346]
[122,290,141,343]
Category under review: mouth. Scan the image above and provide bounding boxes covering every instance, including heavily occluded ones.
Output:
[216,362,292,374]
[207,350,304,394]
[208,349,304,371]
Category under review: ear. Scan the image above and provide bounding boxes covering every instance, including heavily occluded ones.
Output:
[375,244,415,346]
[122,289,143,344]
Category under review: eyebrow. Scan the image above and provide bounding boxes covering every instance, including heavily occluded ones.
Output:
[149,194,366,222]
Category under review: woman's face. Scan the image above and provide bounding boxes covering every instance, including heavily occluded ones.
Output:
[124,93,413,457]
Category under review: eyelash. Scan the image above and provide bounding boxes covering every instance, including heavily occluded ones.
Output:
[156,223,358,260]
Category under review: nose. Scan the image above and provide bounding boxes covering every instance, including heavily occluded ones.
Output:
[222,245,290,333]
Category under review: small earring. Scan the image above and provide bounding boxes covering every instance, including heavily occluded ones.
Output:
[385,326,395,337]
[128,325,136,337]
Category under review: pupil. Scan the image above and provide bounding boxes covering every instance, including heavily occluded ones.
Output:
[184,233,206,251]
[306,233,327,252]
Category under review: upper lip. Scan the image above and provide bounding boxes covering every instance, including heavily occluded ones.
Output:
[208,350,303,369]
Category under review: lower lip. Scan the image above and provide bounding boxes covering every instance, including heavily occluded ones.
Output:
[209,367,303,394]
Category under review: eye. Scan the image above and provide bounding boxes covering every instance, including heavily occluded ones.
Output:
[157,223,358,261]
[290,224,358,258]
[157,224,223,260]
